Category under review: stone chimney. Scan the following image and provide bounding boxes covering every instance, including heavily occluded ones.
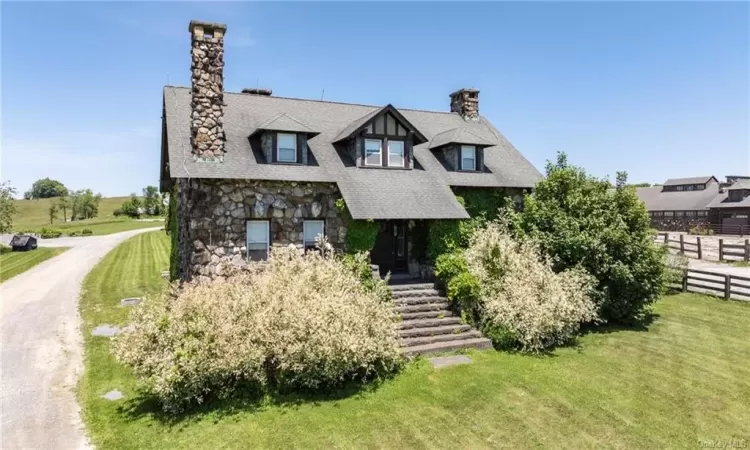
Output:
[189,20,227,161]
[449,88,480,121]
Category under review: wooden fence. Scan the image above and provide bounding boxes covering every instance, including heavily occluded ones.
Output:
[678,268,750,302]
[719,239,750,262]
[660,233,702,259]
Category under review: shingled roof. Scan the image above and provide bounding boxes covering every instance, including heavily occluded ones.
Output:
[636,184,720,211]
[162,86,542,219]
[663,176,718,186]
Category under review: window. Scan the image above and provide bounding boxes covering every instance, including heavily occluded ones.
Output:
[685,210,696,217]
[697,211,708,217]
[736,214,749,219]
[388,141,405,167]
[652,211,664,217]
[675,211,684,217]
[461,145,476,171]
[664,211,674,217]
[365,139,382,166]
[303,220,325,251]
[276,133,297,163]
[246,221,270,261]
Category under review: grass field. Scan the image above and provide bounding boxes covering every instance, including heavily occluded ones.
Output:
[79,231,750,449]
[0,247,69,283]
[13,197,163,236]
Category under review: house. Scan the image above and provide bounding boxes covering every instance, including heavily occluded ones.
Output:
[636,175,750,234]
[161,21,542,282]
[636,176,719,231]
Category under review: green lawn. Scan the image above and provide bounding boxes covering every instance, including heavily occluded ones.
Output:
[0,247,69,283]
[79,231,750,449]
[13,196,163,236]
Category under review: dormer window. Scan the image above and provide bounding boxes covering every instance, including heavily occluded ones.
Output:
[388,141,405,167]
[365,139,382,166]
[461,145,477,171]
[277,133,297,163]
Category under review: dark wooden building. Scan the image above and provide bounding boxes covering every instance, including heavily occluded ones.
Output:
[10,235,37,252]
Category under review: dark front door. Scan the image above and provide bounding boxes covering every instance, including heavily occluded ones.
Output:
[370,220,408,276]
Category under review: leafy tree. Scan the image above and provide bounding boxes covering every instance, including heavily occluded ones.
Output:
[0,182,18,233]
[23,191,32,200]
[48,204,59,224]
[56,196,70,222]
[117,194,142,218]
[27,177,68,199]
[142,185,162,216]
[70,189,102,220]
[512,152,665,323]
[628,182,652,188]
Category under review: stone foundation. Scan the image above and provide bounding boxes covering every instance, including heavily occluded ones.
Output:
[650,217,709,232]
[175,179,345,282]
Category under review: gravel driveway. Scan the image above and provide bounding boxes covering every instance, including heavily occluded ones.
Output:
[0,227,162,449]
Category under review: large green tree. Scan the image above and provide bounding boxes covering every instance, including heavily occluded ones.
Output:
[142,185,162,216]
[70,189,102,220]
[26,177,68,199]
[0,182,18,233]
[514,152,665,323]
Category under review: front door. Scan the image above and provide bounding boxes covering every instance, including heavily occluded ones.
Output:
[370,220,408,276]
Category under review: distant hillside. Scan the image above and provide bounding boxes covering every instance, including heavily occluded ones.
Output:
[13,196,136,229]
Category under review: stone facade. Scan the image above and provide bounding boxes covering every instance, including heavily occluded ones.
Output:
[449,88,480,121]
[650,217,709,232]
[175,179,346,282]
[189,21,226,161]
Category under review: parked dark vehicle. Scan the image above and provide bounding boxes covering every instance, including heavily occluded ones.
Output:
[10,234,38,252]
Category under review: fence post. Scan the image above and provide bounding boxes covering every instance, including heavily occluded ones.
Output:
[665,233,670,245]
[682,270,688,292]
[697,237,702,259]
[719,239,724,262]
[724,275,731,300]
[745,239,749,262]
[679,234,685,254]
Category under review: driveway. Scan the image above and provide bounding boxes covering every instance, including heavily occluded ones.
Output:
[0,227,162,449]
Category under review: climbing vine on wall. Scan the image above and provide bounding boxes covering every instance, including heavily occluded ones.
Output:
[168,184,179,281]
[335,199,379,253]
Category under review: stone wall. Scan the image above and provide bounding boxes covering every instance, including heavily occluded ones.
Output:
[189,21,226,161]
[175,179,345,282]
[650,217,709,232]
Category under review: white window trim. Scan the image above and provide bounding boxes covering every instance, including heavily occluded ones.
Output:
[461,145,477,171]
[303,220,325,248]
[246,220,270,260]
[276,133,297,163]
[388,140,405,167]
[364,138,382,166]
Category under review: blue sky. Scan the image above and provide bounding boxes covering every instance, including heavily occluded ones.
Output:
[2,2,748,196]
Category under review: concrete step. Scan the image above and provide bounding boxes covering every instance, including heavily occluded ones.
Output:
[403,337,493,357]
[400,330,483,347]
[394,296,448,306]
[397,317,462,329]
[389,283,436,292]
[398,310,454,320]
[394,302,450,313]
[399,323,471,338]
[392,289,442,299]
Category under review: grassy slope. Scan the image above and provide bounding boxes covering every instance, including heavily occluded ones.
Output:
[0,247,69,283]
[79,232,750,449]
[13,197,163,235]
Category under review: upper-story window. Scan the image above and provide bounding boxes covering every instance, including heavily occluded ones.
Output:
[388,141,405,167]
[365,139,382,166]
[461,145,477,171]
[277,133,297,163]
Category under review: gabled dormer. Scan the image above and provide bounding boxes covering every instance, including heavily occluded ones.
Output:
[727,179,750,202]
[429,128,494,172]
[333,105,427,169]
[249,113,319,165]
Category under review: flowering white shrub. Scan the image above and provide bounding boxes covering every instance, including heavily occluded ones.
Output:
[113,245,402,413]
[465,223,598,352]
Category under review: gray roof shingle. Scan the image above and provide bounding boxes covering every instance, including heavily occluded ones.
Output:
[429,128,494,149]
[163,86,542,219]
[727,179,750,191]
[663,176,717,186]
[249,113,319,137]
[636,184,720,211]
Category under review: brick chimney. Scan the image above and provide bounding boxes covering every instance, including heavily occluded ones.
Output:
[189,20,227,161]
[449,88,480,121]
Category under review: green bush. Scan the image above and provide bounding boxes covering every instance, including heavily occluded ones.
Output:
[340,251,391,302]
[335,199,379,253]
[68,231,82,237]
[39,228,63,239]
[481,321,516,350]
[446,272,481,317]
[512,153,665,323]
[0,243,11,254]
[435,251,469,282]
[113,245,402,413]
[689,226,714,236]
[81,228,93,236]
